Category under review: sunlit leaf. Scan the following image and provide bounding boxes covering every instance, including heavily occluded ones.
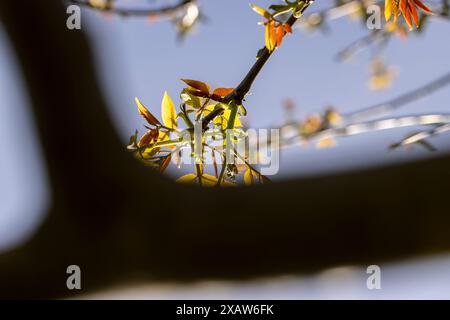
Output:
[200,174,218,186]
[181,90,202,109]
[158,130,170,142]
[159,154,172,173]
[138,129,158,147]
[244,169,254,185]
[275,24,284,47]
[181,79,211,94]
[177,173,197,184]
[214,109,242,130]
[212,87,235,98]
[250,4,272,20]
[385,0,432,29]
[89,0,110,9]
[325,108,342,125]
[301,114,323,136]
[265,21,277,52]
[161,91,178,129]
[135,97,162,126]
[385,0,394,21]
[316,137,337,149]
[283,23,293,34]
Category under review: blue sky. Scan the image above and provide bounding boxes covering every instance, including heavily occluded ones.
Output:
[0,0,449,248]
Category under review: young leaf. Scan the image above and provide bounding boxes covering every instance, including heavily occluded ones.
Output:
[250,4,272,20]
[181,90,202,109]
[265,21,277,52]
[135,97,162,126]
[181,79,211,94]
[283,23,293,34]
[316,137,338,149]
[177,173,197,184]
[212,87,235,98]
[244,169,254,185]
[161,91,178,129]
[127,130,138,150]
[159,154,172,173]
[138,129,158,147]
[275,24,285,47]
[200,174,219,187]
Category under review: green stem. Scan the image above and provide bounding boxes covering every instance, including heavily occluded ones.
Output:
[195,163,203,186]
[226,103,239,130]
[216,157,227,187]
[179,111,194,129]
[152,138,184,148]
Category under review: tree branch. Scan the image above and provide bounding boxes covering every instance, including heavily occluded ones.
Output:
[224,5,314,105]
[69,0,195,17]
[344,71,450,122]
[201,1,315,131]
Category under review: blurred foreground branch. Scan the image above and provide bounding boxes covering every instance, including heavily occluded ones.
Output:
[0,0,450,299]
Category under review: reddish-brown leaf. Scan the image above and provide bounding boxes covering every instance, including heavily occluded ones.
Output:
[400,0,408,16]
[159,154,172,173]
[135,97,162,126]
[408,0,420,27]
[212,87,235,97]
[181,79,211,94]
[283,23,293,34]
[138,128,159,147]
[404,6,413,29]
[186,88,211,99]
[275,24,284,47]
[414,0,432,14]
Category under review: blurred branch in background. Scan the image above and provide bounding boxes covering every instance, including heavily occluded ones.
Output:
[69,0,202,37]
[270,72,450,152]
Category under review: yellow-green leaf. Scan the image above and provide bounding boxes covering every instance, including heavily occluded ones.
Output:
[214,110,242,129]
[177,174,197,184]
[201,174,219,187]
[250,4,271,20]
[161,91,177,129]
[244,169,254,185]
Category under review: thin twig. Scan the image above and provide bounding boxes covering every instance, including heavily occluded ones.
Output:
[344,72,450,122]
[391,123,450,149]
[305,114,450,144]
[70,0,194,17]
